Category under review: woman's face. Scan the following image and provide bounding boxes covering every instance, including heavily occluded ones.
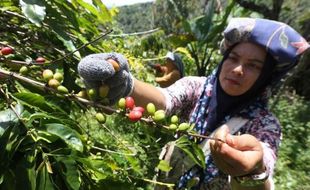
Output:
[219,42,267,96]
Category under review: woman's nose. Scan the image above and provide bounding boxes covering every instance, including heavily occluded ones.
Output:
[232,64,243,75]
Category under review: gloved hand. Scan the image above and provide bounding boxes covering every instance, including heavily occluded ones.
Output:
[77,52,134,105]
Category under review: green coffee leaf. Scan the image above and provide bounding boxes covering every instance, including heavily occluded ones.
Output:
[42,123,83,152]
[20,0,46,26]
[157,160,172,172]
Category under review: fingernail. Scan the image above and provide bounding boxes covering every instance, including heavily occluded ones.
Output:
[226,134,234,145]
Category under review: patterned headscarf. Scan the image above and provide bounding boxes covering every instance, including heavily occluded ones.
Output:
[178,17,309,189]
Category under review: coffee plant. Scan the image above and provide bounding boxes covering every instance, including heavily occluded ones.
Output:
[1,0,309,190]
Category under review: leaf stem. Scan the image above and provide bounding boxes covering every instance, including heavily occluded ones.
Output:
[91,145,136,156]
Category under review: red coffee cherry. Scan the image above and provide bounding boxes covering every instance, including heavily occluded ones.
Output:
[128,110,142,122]
[1,47,14,55]
[36,57,46,63]
[125,96,135,110]
[132,106,145,114]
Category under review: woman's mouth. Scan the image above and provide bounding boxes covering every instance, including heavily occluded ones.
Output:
[225,77,240,85]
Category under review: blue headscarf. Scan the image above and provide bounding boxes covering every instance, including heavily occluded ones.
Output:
[178,17,309,189]
[166,51,185,77]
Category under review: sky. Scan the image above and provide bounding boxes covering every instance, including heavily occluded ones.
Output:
[102,0,155,7]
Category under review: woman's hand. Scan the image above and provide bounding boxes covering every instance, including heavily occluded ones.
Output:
[209,125,265,177]
[77,52,134,105]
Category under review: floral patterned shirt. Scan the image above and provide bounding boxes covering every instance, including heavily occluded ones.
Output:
[159,76,281,189]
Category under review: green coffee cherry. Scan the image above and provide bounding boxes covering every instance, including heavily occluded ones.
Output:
[76,90,87,99]
[48,79,60,89]
[53,72,64,82]
[178,122,190,131]
[57,85,69,94]
[153,109,166,122]
[170,115,179,124]
[146,103,156,115]
[19,66,28,75]
[99,84,109,98]
[118,98,126,109]
[87,88,97,100]
[95,113,106,123]
[168,124,178,131]
[43,69,54,81]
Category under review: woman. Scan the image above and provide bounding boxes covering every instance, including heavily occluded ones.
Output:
[77,18,309,189]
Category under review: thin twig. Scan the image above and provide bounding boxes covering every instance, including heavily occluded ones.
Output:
[188,132,226,143]
[142,178,175,187]
[92,145,136,156]
[48,30,113,64]
[107,28,160,37]
[0,68,49,88]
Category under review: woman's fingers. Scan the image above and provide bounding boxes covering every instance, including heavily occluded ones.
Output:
[209,126,264,176]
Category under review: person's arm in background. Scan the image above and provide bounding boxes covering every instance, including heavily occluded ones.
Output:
[155,70,181,87]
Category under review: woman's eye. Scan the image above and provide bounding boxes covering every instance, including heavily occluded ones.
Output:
[247,63,262,71]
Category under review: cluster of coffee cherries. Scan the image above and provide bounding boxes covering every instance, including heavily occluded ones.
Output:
[19,57,45,75]
[75,84,109,104]
[42,69,67,94]
[117,96,194,132]
[0,46,46,75]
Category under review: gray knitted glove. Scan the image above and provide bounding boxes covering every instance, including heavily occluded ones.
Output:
[77,52,134,105]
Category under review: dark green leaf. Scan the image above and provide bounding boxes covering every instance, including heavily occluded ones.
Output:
[36,164,54,190]
[57,158,81,190]
[0,125,14,175]
[42,123,83,152]
[37,130,59,143]
[15,150,37,190]
[175,136,205,169]
[76,157,109,180]
[0,169,16,190]
[13,92,67,115]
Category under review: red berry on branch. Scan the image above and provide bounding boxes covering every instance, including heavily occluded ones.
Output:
[1,47,14,55]
[128,110,142,122]
[132,106,145,114]
[125,96,135,110]
[36,57,46,63]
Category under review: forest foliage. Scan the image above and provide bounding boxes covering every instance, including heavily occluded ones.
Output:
[0,0,309,189]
